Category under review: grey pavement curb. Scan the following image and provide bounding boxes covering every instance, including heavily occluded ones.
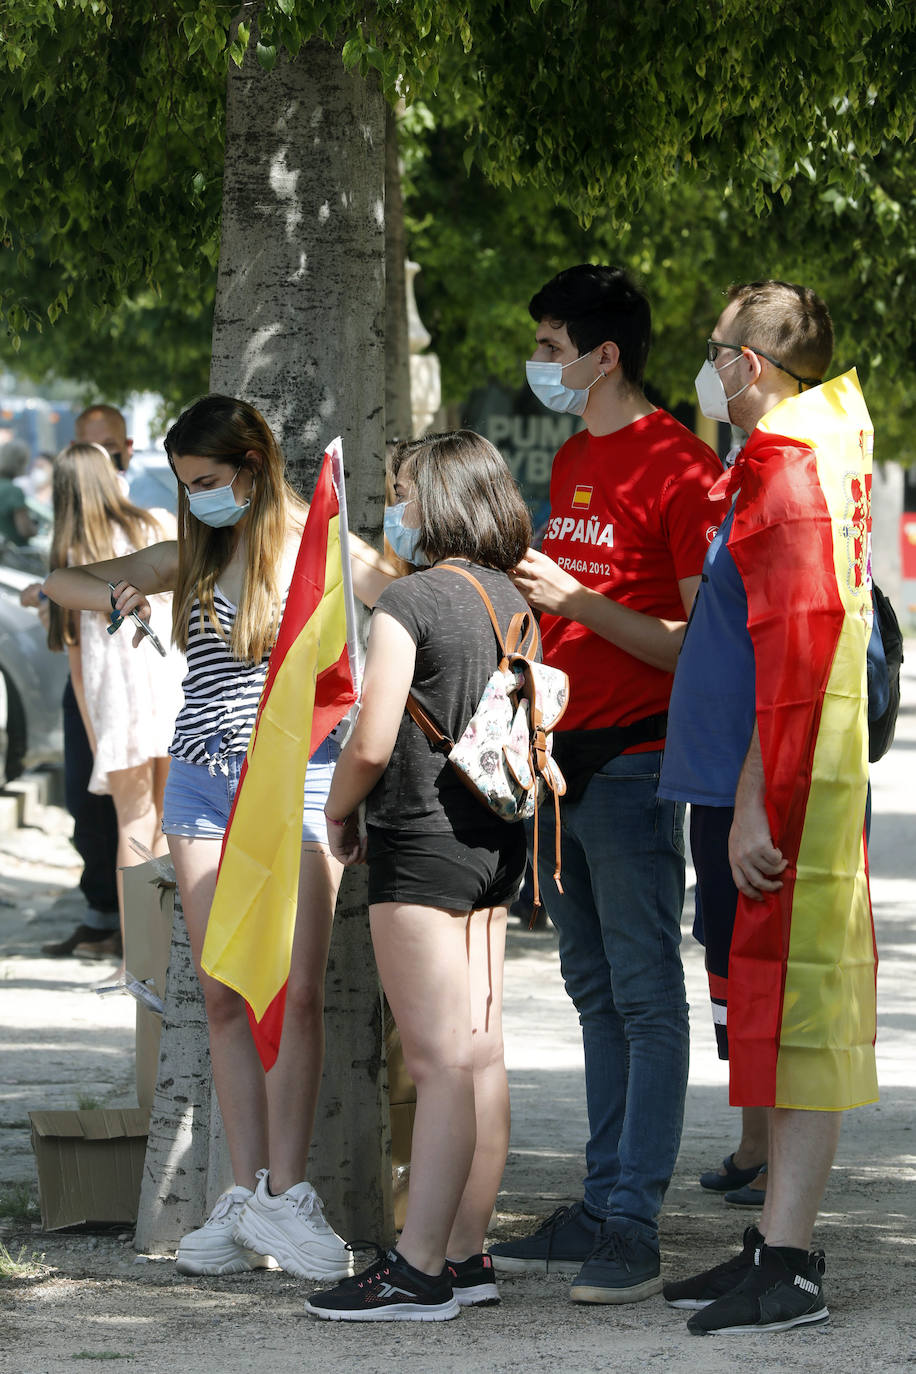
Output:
[0,765,65,832]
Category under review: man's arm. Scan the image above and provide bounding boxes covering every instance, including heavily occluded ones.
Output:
[509,549,698,673]
[728,723,788,900]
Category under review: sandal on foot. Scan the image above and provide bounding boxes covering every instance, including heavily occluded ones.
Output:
[724,1164,768,1206]
[699,1154,767,1193]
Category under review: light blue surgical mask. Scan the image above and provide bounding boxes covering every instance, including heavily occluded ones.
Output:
[186,468,250,528]
[384,502,428,566]
[525,352,605,416]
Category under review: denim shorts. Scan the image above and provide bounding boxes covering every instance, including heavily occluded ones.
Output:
[162,736,340,843]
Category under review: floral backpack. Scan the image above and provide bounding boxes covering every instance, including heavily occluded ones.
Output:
[406,564,569,911]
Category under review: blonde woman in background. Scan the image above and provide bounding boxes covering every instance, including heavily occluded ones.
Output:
[46,442,184,956]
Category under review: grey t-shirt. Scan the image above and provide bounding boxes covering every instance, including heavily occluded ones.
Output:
[366,559,536,833]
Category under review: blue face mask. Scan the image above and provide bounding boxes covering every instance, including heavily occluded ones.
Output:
[186,468,250,528]
[525,353,605,416]
[384,502,428,566]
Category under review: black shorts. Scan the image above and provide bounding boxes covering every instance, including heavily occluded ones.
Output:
[367,823,527,912]
[689,804,739,1060]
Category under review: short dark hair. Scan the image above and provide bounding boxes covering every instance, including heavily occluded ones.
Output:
[390,430,531,571]
[725,281,833,384]
[529,264,651,386]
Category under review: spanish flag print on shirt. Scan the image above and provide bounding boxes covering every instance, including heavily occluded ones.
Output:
[725,370,878,1113]
[202,447,357,1071]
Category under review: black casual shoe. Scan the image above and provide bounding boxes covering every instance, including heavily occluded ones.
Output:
[569,1224,662,1304]
[41,923,120,958]
[663,1225,764,1310]
[487,1203,603,1274]
[305,1247,459,1322]
[447,1252,500,1307]
[686,1243,829,1335]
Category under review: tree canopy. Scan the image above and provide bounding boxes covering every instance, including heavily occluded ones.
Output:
[2,1,915,442]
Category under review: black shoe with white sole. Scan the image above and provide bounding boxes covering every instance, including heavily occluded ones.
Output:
[663,1225,764,1310]
[447,1252,500,1307]
[305,1247,459,1322]
[687,1243,828,1335]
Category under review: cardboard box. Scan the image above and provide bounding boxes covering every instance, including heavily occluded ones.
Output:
[29,1108,150,1230]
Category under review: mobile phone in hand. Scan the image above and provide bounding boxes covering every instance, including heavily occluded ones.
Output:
[107,583,167,657]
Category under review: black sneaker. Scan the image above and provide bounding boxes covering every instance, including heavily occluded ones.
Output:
[686,1243,829,1335]
[447,1252,499,1307]
[487,1203,602,1274]
[305,1247,459,1322]
[569,1224,662,1304]
[663,1225,764,1309]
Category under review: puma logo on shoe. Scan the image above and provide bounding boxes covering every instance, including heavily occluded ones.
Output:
[793,1274,820,1296]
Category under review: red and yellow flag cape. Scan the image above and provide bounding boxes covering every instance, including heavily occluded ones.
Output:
[726,370,878,1112]
[201,449,357,1070]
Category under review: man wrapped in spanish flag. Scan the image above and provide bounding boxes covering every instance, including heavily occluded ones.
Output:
[659,281,876,1334]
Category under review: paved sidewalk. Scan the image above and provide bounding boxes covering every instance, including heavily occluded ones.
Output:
[1,654,914,1372]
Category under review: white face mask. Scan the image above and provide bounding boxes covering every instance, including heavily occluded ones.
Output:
[694,354,751,424]
[526,353,604,416]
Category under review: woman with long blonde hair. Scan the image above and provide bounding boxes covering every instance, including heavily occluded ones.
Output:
[47,442,184,955]
[43,395,395,1282]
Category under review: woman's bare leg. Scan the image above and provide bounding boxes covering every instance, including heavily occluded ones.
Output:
[107,761,165,954]
[446,904,510,1260]
[167,833,268,1189]
[150,756,170,857]
[264,843,342,1193]
[370,900,477,1276]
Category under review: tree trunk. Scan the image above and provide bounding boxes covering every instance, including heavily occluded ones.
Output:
[142,35,393,1246]
[135,890,230,1253]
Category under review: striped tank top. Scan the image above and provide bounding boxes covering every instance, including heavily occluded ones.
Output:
[169,588,273,772]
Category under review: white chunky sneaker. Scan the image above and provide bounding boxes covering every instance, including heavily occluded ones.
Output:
[233,1169,354,1280]
[175,1185,276,1276]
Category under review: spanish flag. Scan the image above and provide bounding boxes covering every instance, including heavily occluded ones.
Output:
[201,441,357,1070]
[726,371,878,1112]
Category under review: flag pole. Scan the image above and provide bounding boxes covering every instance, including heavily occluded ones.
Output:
[327,436,362,697]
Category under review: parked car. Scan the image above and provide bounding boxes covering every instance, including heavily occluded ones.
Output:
[0,553,68,784]
[127,449,178,514]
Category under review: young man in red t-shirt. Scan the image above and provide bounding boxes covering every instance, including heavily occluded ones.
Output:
[488,264,723,1302]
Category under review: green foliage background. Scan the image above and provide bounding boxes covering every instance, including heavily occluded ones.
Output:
[1,1,914,455]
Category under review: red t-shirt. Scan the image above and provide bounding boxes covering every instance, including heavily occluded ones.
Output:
[540,409,723,733]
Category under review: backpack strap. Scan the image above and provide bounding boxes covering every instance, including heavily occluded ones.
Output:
[405,695,454,755]
[436,562,540,660]
[406,563,539,744]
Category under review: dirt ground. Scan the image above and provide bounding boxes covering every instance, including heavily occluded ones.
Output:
[1,660,914,1373]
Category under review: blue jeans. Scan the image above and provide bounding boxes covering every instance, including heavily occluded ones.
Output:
[535,750,689,1240]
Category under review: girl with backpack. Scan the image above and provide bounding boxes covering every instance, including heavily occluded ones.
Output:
[42,395,394,1282]
[306,430,534,1323]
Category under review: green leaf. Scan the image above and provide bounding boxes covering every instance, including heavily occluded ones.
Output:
[256,42,277,71]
